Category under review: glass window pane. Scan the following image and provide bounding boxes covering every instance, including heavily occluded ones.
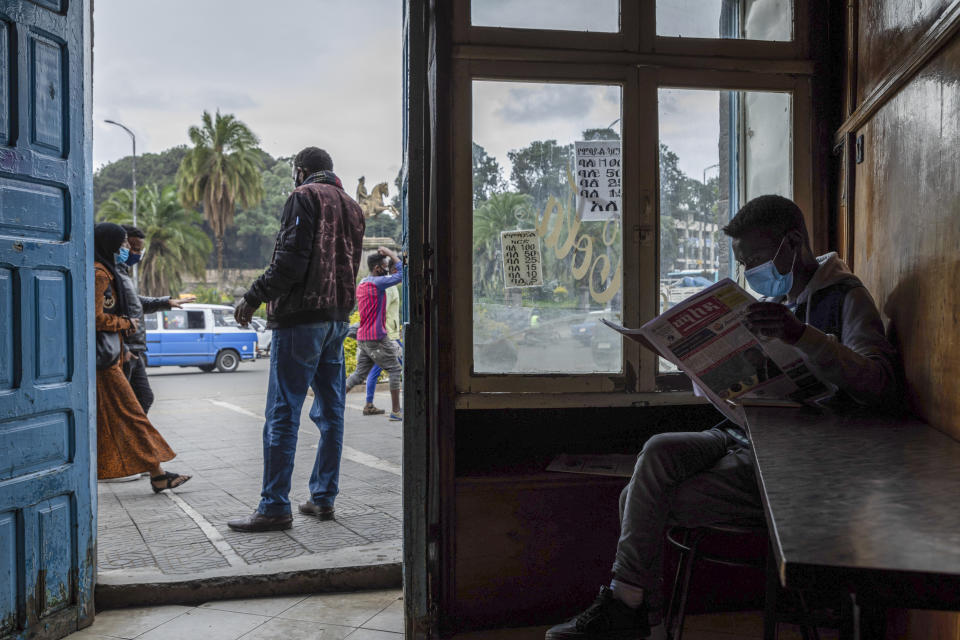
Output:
[472,0,620,33]
[657,0,792,41]
[162,310,187,330]
[187,311,205,329]
[657,87,792,373]
[743,92,792,200]
[472,81,623,374]
[213,309,238,327]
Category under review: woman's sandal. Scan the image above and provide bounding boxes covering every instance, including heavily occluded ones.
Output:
[150,472,192,494]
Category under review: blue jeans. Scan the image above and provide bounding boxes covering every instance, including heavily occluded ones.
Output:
[365,339,403,403]
[258,321,349,517]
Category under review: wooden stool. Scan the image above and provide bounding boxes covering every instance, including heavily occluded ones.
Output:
[665,523,821,640]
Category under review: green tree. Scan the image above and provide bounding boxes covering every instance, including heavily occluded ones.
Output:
[472,142,504,206]
[176,110,264,288]
[507,139,574,213]
[364,212,402,240]
[94,146,189,211]
[472,192,534,299]
[658,144,720,277]
[581,127,620,141]
[97,184,212,297]
[229,156,291,268]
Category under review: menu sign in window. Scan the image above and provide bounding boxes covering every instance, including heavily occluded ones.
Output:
[500,229,543,289]
[575,140,621,221]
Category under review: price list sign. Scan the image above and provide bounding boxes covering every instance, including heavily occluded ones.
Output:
[575,140,622,221]
[500,229,543,289]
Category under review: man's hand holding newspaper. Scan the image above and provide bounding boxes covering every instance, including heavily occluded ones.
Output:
[601,278,833,425]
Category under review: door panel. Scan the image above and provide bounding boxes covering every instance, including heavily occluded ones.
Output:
[0,1,93,639]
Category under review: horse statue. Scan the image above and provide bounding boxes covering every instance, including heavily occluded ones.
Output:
[356,176,399,218]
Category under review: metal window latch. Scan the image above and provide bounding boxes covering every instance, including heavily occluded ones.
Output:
[855,134,864,164]
[636,225,654,244]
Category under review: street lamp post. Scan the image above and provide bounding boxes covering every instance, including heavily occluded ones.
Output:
[103,119,137,226]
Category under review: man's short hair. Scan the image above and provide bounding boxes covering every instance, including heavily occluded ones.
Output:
[367,253,387,272]
[295,147,333,173]
[122,224,146,240]
[723,195,807,239]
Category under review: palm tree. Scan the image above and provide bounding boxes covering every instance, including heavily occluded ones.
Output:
[472,192,534,299]
[97,184,212,297]
[176,110,264,288]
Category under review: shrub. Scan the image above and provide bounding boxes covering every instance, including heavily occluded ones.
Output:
[343,310,389,384]
[192,286,231,305]
[344,311,360,375]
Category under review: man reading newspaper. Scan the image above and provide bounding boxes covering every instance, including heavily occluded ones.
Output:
[546,195,899,640]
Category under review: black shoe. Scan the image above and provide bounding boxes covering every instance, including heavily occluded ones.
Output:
[545,586,651,639]
[298,500,335,520]
[227,511,293,532]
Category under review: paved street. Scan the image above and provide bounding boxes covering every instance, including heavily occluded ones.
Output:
[97,358,401,580]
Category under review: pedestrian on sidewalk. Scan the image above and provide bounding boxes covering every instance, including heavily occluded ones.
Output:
[229,147,365,533]
[117,225,187,414]
[345,247,404,420]
[355,253,403,417]
[93,222,191,494]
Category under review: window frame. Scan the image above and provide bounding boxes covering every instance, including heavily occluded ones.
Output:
[454,61,645,395]
[450,1,815,408]
[454,0,810,58]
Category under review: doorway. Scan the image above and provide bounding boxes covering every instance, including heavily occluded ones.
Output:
[91,0,405,602]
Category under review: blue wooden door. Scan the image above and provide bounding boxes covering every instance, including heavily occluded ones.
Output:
[0,1,94,639]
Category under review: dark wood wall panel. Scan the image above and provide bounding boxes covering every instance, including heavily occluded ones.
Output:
[856,0,953,104]
[853,30,960,439]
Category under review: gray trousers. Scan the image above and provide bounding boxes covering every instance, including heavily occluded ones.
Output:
[613,425,764,608]
[346,337,403,391]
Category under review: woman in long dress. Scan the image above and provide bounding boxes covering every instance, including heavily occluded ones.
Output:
[94,222,191,493]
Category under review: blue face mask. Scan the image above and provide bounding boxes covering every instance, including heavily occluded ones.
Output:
[744,238,795,298]
[115,247,130,264]
[126,251,143,266]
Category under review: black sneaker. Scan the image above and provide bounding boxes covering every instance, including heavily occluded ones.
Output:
[545,586,651,639]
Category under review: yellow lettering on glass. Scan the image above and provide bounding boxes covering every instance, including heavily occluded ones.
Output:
[535,170,622,304]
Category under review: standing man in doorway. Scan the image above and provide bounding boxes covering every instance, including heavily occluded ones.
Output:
[229,147,365,532]
[345,247,404,421]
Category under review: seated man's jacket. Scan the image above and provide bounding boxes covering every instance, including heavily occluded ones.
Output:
[772,252,900,407]
[245,172,366,329]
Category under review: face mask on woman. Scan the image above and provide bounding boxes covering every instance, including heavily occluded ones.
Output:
[115,247,130,265]
[744,237,796,298]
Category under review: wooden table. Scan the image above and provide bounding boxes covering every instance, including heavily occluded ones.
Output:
[743,406,960,637]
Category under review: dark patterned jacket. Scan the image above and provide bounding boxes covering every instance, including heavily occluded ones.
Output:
[116,263,171,353]
[244,178,365,329]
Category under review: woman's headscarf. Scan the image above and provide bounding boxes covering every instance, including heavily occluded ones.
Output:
[94,222,129,316]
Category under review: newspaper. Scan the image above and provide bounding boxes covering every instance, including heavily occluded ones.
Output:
[602,278,835,425]
[546,453,636,478]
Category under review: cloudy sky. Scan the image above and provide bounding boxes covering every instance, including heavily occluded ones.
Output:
[93,1,782,199]
[93,1,403,196]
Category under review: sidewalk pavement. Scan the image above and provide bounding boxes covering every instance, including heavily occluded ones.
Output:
[96,361,401,605]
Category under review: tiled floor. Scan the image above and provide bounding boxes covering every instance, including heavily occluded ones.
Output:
[65,590,840,640]
[66,590,403,640]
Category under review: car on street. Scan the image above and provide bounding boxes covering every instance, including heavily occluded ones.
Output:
[142,303,258,372]
[249,317,272,357]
